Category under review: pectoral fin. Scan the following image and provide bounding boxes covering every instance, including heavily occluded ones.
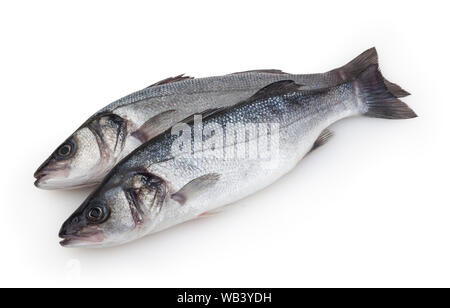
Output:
[131,110,177,143]
[171,173,221,205]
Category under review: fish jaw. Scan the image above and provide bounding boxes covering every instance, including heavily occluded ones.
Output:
[33,153,106,189]
[58,208,107,248]
[34,171,99,190]
[34,170,73,189]
[59,231,106,248]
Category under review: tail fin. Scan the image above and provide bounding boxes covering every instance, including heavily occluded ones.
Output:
[356,65,417,119]
[332,47,410,98]
[383,79,411,98]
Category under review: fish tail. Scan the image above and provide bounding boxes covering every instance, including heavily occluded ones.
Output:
[355,65,417,119]
[332,47,410,98]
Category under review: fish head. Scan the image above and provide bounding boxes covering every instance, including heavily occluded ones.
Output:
[34,113,128,189]
[59,169,169,247]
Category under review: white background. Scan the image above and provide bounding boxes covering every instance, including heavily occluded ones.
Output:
[0,0,448,287]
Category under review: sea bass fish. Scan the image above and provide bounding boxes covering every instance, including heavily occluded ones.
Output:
[58,63,416,247]
[34,48,407,189]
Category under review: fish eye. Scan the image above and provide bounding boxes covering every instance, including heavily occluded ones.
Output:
[58,144,71,156]
[55,139,76,159]
[87,206,104,222]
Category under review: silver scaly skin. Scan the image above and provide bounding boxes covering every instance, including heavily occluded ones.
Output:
[58,64,416,247]
[34,48,407,189]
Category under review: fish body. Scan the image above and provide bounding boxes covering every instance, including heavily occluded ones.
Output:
[59,64,416,247]
[34,48,406,189]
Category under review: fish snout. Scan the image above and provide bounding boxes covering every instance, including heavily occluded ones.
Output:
[34,171,51,188]
[59,216,105,247]
[34,159,71,189]
[34,155,53,179]
[59,231,106,247]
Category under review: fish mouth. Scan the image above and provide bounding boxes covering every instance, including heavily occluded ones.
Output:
[34,172,51,187]
[34,165,72,189]
[59,231,106,247]
[34,172,48,182]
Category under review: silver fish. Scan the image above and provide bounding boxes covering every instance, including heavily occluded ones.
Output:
[58,63,416,248]
[34,48,407,189]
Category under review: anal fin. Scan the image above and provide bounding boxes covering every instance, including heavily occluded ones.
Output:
[309,129,334,154]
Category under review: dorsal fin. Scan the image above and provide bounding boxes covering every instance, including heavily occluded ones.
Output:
[231,69,289,75]
[179,81,304,125]
[146,74,194,88]
[249,80,303,101]
[179,107,227,124]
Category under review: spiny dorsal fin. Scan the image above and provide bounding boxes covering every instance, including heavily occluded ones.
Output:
[309,128,334,153]
[231,69,289,75]
[171,173,221,205]
[180,80,302,124]
[181,81,301,124]
[131,110,177,143]
[250,80,303,101]
[146,74,194,88]
[180,81,304,124]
